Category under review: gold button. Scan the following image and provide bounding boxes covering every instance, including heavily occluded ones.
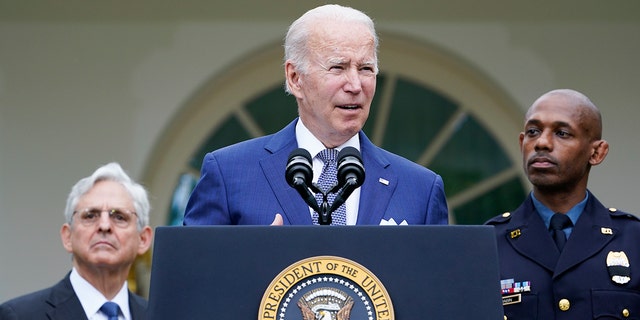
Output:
[558,299,570,311]
[623,308,630,318]
[502,212,511,218]
[504,316,507,320]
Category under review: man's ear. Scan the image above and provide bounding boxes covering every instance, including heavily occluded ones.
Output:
[60,224,73,253]
[589,139,609,166]
[137,226,153,255]
[518,132,525,151]
[285,61,302,97]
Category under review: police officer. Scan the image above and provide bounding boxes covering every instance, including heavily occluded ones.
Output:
[486,89,640,319]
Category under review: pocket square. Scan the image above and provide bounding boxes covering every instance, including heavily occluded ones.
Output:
[379,218,408,225]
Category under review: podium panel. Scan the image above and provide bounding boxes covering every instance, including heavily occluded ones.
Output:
[148,225,503,319]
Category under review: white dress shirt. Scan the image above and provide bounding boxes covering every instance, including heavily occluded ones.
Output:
[69,268,132,320]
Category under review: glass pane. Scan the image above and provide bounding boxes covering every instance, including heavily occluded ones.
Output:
[381,77,457,160]
[453,177,526,225]
[429,115,512,198]
[245,86,299,135]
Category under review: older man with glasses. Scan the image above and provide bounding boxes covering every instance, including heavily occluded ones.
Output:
[1,162,153,320]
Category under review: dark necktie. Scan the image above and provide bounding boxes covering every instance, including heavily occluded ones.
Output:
[549,213,572,251]
[312,149,347,225]
[100,301,120,320]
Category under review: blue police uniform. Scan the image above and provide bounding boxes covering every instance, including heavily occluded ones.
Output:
[486,191,640,319]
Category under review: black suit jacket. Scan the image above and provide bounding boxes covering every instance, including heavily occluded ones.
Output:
[0,272,147,319]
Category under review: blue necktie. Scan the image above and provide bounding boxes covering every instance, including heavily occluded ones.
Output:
[100,301,120,320]
[313,149,347,225]
[549,213,572,251]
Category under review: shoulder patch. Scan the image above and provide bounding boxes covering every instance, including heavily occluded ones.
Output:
[485,212,512,225]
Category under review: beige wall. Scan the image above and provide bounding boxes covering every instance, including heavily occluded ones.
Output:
[1,1,639,302]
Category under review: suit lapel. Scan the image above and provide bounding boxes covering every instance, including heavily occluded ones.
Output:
[46,274,88,320]
[259,124,399,225]
[355,133,397,225]
[260,119,314,225]
[507,198,560,272]
[554,194,615,276]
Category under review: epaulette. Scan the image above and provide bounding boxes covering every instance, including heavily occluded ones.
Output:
[608,207,640,221]
[485,212,513,225]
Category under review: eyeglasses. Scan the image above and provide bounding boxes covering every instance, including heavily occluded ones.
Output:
[73,208,138,228]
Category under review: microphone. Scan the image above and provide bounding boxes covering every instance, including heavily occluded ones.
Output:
[336,146,365,188]
[285,148,321,213]
[329,147,365,214]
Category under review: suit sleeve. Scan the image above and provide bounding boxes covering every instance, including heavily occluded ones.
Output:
[425,174,448,225]
[183,152,231,225]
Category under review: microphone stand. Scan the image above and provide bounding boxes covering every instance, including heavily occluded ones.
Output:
[312,182,342,225]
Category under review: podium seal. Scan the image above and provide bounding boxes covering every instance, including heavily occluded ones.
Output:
[259,256,394,320]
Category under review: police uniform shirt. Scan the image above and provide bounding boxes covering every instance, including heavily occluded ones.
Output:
[531,192,587,238]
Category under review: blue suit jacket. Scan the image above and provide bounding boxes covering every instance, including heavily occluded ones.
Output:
[0,272,147,319]
[486,192,640,319]
[184,118,448,225]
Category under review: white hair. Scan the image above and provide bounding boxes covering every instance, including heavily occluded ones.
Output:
[283,4,379,94]
[64,162,150,231]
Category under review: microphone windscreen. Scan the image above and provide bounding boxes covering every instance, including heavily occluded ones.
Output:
[337,147,365,187]
[285,148,313,187]
[337,146,362,163]
[288,148,312,163]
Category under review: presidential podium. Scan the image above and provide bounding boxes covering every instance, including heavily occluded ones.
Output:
[148,225,504,319]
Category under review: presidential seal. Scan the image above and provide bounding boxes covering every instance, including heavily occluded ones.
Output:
[258,256,394,320]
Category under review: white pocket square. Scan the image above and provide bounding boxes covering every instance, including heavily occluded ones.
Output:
[379,218,408,225]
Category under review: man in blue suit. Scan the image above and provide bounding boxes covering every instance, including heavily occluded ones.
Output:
[183,4,448,226]
[0,163,152,319]
[486,89,640,319]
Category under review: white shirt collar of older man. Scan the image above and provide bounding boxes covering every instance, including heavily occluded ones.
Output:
[70,267,131,320]
[295,118,361,159]
[295,118,361,225]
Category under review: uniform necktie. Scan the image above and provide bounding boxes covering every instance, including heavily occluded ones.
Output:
[100,301,120,320]
[549,213,572,251]
[312,149,347,225]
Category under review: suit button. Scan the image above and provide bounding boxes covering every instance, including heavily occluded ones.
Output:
[558,299,570,311]
[623,308,630,318]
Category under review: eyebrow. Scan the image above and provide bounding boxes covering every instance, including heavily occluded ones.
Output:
[525,119,572,128]
[326,57,376,66]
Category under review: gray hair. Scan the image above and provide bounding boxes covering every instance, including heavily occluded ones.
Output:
[64,162,150,231]
[284,4,379,94]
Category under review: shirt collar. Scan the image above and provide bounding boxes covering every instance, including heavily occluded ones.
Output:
[70,267,131,320]
[295,118,360,158]
[531,192,588,229]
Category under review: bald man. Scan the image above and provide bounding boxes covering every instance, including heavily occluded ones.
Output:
[486,89,640,319]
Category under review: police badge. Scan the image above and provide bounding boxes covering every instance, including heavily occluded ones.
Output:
[606,251,631,285]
